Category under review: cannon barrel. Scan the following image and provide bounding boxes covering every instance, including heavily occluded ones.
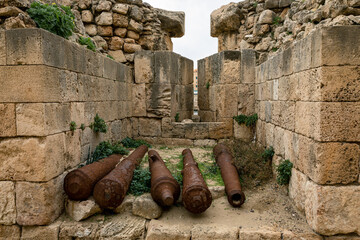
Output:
[63,154,122,200]
[148,150,180,207]
[213,143,245,207]
[93,145,148,209]
[181,148,212,214]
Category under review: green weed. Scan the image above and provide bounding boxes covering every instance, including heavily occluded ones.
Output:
[78,36,96,52]
[262,146,274,162]
[233,113,258,127]
[70,121,77,131]
[121,137,151,148]
[276,159,293,185]
[87,141,129,165]
[90,114,107,133]
[128,167,151,196]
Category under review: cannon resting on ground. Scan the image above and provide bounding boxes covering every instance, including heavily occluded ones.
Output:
[213,143,245,207]
[93,145,148,209]
[181,148,212,214]
[148,150,180,207]
[63,154,122,201]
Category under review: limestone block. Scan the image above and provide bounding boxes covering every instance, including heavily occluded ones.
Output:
[21,221,61,240]
[146,84,171,117]
[114,195,134,214]
[96,213,146,239]
[194,139,217,147]
[0,104,16,137]
[273,126,284,157]
[258,10,276,24]
[97,26,113,36]
[108,50,126,63]
[6,28,65,68]
[138,118,161,137]
[216,84,238,119]
[66,197,102,222]
[134,51,154,84]
[293,36,312,73]
[179,56,194,85]
[192,225,238,240]
[65,130,81,169]
[108,36,124,51]
[185,123,209,139]
[0,225,20,240]
[113,3,129,14]
[153,51,173,84]
[198,85,210,111]
[59,222,99,239]
[211,3,243,37]
[256,119,266,146]
[0,134,65,182]
[238,83,255,115]
[103,57,118,80]
[153,8,184,37]
[64,40,86,73]
[16,103,71,136]
[239,228,281,239]
[264,0,279,9]
[234,122,253,142]
[81,10,93,23]
[146,220,191,240]
[315,26,360,67]
[325,236,360,240]
[0,31,5,65]
[265,122,275,147]
[132,193,162,219]
[305,181,360,235]
[84,50,104,77]
[132,84,146,117]
[0,65,65,103]
[278,75,297,101]
[289,168,308,213]
[268,53,283,80]
[283,130,298,163]
[298,136,359,185]
[271,101,295,131]
[295,102,321,139]
[113,13,128,27]
[209,120,233,139]
[240,49,256,84]
[0,181,16,225]
[127,30,140,40]
[95,11,112,25]
[95,0,111,12]
[16,173,65,225]
[114,27,127,37]
[222,59,241,84]
[282,230,323,240]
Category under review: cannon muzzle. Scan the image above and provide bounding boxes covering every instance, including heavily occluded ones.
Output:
[63,154,122,201]
[181,149,212,214]
[93,145,148,209]
[148,150,180,207]
[213,143,245,207]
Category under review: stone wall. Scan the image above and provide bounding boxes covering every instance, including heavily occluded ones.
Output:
[197,50,256,142]
[211,0,360,63]
[255,26,360,236]
[0,0,185,65]
[0,28,133,227]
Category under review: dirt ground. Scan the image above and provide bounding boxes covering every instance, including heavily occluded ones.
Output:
[143,145,314,235]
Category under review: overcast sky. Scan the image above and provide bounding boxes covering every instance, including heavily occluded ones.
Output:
[144,0,234,68]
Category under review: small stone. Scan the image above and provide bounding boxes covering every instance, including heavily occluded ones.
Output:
[95,11,112,25]
[128,19,143,33]
[125,53,135,62]
[130,5,143,22]
[66,197,102,222]
[0,6,23,17]
[146,220,191,240]
[85,24,97,36]
[113,13,129,27]
[209,186,225,200]
[114,195,134,214]
[108,36,124,50]
[127,30,140,40]
[0,181,16,225]
[114,27,127,37]
[95,0,112,12]
[258,9,276,24]
[211,3,243,37]
[92,35,108,50]
[113,3,129,15]
[124,43,142,53]
[81,10,93,23]
[132,193,162,219]
[97,25,113,36]
[125,38,136,44]
[4,16,25,29]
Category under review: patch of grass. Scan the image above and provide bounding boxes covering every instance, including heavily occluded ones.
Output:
[273,16,282,25]
[121,137,151,148]
[198,155,224,186]
[272,47,279,52]
[70,121,77,131]
[107,54,114,60]
[128,166,151,196]
[27,2,74,39]
[262,146,274,162]
[159,146,174,150]
[87,141,129,165]
[233,113,258,127]
[276,159,293,185]
[78,36,96,52]
[90,114,107,133]
[232,140,273,189]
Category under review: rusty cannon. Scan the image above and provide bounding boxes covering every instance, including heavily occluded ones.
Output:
[213,143,245,207]
[181,148,212,214]
[93,145,148,209]
[148,150,180,207]
[63,154,122,201]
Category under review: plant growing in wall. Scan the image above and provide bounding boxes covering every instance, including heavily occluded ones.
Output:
[90,114,107,133]
[233,113,258,127]
[272,16,282,26]
[262,146,274,162]
[78,36,96,52]
[70,121,77,132]
[27,2,75,39]
[87,141,129,165]
[276,159,293,185]
[175,113,180,122]
[80,123,85,131]
[206,82,210,89]
[121,137,152,148]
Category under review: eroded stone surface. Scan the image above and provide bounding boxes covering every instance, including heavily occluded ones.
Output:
[66,197,102,222]
[132,193,162,220]
[0,181,16,225]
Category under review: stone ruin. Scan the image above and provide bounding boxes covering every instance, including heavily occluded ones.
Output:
[0,0,359,239]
